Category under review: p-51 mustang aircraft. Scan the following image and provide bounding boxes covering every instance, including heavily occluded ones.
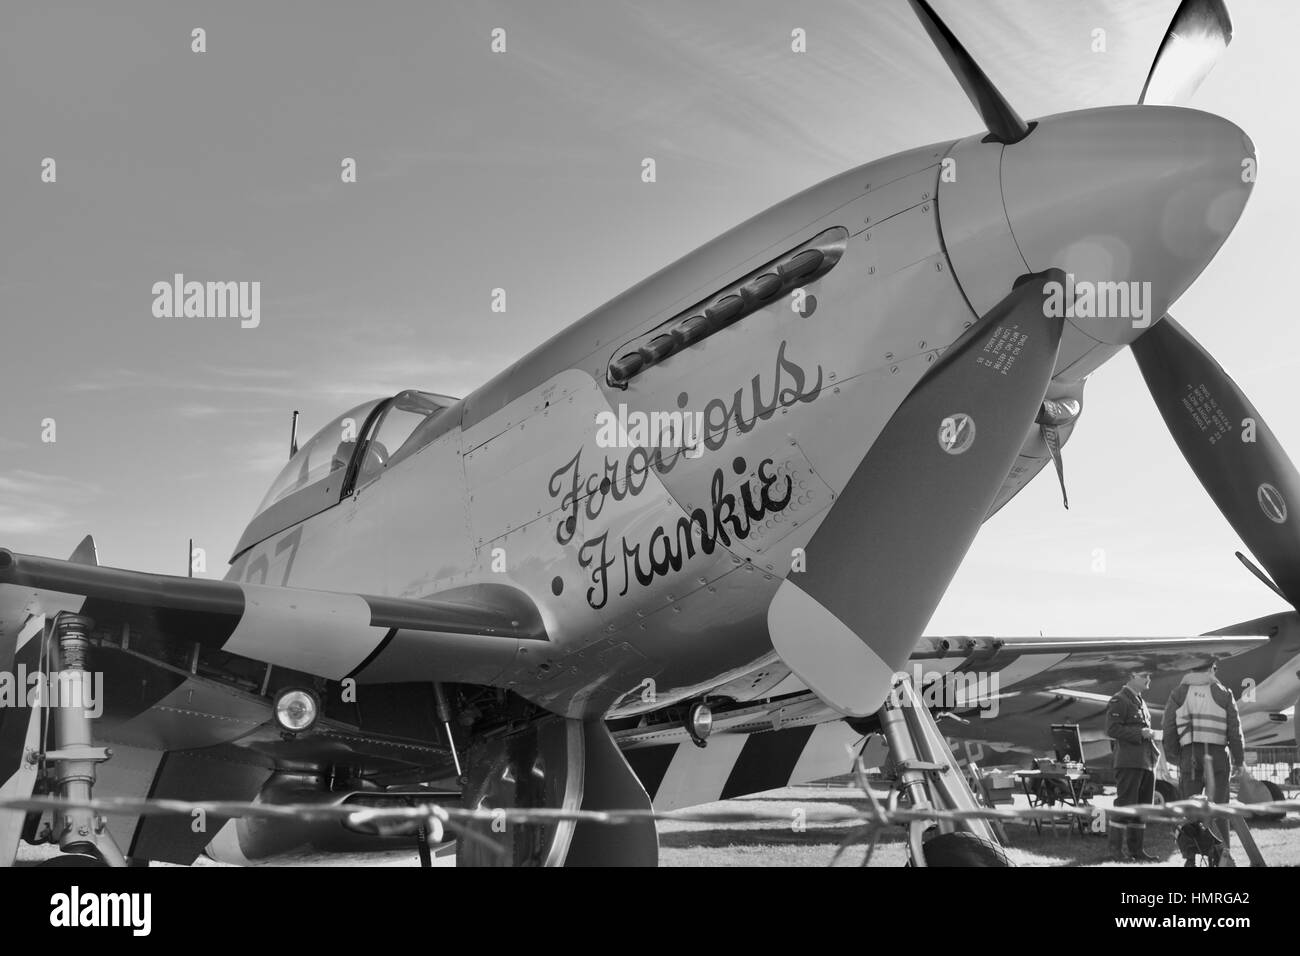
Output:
[2,0,1291,866]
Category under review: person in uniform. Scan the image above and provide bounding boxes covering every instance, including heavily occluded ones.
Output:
[1163,659,1244,865]
[1106,668,1160,862]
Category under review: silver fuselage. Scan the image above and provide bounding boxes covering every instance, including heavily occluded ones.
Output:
[226,105,1254,720]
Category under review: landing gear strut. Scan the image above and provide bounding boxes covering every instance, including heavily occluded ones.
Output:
[876,675,1010,867]
[39,613,124,867]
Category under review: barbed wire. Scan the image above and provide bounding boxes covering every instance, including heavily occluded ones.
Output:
[3,788,1297,866]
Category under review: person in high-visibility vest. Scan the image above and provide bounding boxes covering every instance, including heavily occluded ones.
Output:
[1163,660,1245,865]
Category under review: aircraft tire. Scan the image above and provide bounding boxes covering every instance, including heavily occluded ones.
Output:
[1256,780,1286,820]
[919,831,1012,867]
[1154,781,1179,805]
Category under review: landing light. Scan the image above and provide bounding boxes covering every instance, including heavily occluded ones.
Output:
[687,702,713,748]
[274,688,320,734]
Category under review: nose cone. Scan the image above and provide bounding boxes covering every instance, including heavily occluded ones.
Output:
[1001,106,1254,345]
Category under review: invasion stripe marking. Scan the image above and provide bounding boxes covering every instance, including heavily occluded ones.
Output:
[225,585,386,681]
[652,733,749,812]
[0,617,49,786]
[345,627,398,679]
[624,743,678,800]
[720,725,816,800]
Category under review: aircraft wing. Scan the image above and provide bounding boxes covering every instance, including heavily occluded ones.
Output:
[0,544,549,685]
[907,633,1269,699]
[612,631,1274,808]
[1,538,554,866]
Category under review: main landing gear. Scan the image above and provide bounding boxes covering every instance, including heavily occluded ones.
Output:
[33,613,125,867]
[457,716,659,867]
[874,676,1010,867]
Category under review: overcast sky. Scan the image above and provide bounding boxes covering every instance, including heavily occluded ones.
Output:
[2,0,1298,640]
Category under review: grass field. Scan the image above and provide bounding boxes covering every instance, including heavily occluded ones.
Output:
[657,786,1300,867]
[16,785,1299,866]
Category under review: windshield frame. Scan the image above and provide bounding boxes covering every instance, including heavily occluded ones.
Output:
[231,391,460,561]
[252,399,386,518]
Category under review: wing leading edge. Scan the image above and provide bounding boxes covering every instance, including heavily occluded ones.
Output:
[0,547,549,684]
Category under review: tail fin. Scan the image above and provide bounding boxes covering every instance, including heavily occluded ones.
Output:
[68,534,98,567]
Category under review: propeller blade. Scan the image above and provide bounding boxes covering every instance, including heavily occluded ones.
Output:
[1132,316,1300,608]
[769,270,1065,715]
[907,0,1031,144]
[1138,0,1233,106]
[1235,551,1288,603]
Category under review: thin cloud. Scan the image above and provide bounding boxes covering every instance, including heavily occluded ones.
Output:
[0,470,100,538]
[174,404,226,419]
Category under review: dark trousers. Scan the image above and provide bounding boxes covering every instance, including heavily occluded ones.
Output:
[1178,744,1231,845]
[1115,768,1154,807]
[1113,768,1154,838]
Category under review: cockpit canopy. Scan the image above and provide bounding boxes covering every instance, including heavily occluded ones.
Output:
[256,399,384,516]
[237,390,458,558]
